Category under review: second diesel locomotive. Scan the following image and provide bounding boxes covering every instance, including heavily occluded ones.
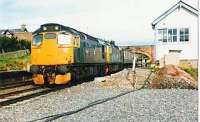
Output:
[30,23,134,85]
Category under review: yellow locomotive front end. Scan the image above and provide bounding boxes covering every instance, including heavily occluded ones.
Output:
[30,23,80,85]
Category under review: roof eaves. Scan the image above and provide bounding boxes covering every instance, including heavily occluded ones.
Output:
[180,0,198,12]
[152,1,180,27]
[182,6,198,15]
[180,1,198,15]
[151,1,198,28]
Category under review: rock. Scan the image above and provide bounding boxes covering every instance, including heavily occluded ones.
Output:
[149,65,197,89]
[94,77,106,83]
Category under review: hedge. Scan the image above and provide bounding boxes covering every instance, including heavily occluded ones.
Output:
[0,36,31,53]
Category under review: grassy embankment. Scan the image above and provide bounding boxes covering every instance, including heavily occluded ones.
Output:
[0,55,30,71]
[0,36,31,71]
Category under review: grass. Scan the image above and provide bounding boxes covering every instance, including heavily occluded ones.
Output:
[181,67,198,80]
[0,55,31,71]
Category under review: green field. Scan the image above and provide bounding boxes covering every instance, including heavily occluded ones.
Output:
[0,55,31,71]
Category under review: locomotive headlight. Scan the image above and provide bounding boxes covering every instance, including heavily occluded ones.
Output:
[43,26,47,31]
[55,26,59,30]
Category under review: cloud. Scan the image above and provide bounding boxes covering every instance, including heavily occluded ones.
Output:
[0,0,198,45]
[10,0,76,9]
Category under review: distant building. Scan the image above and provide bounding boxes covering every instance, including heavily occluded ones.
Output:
[152,1,198,68]
[0,24,32,41]
[0,29,14,38]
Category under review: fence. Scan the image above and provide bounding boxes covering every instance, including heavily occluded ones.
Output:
[0,49,30,58]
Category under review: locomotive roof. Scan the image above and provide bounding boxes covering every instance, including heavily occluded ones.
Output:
[33,23,99,42]
[33,23,118,48]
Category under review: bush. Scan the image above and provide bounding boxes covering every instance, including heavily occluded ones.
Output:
[0,36,31,53]
[181,67,198,80]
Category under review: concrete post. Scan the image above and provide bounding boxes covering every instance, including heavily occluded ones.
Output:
[132,55,136,72]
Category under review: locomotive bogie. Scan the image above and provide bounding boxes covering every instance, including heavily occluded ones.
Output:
[32,73,71,85]
[30,65,71,84]
[32,74,44,85]
[55,73,71,84]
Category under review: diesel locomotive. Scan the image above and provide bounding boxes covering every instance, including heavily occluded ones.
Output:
[30,23,134,85]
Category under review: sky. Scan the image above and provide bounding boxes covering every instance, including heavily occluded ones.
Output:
[0,0,198,45]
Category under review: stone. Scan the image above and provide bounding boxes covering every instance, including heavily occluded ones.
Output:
[94,77,106,83]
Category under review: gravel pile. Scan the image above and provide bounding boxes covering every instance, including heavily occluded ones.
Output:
[154,76,196,89]
[149,65,197,89]
[0,69,198,122]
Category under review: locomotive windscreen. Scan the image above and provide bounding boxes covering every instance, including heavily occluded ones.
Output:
[32,34,43,46]
[45,33,56,39]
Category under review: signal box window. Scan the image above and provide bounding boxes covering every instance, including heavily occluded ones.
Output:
[158,28,177,43]
[158,29,167,42]
[168,29,177,42]
[32,34,42,46]
[180,28,189,42]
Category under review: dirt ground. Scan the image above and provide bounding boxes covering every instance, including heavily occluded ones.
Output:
[96,68,151,89]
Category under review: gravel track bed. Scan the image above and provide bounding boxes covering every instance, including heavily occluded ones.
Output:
[0,88,197,122]
[0,69,198,122]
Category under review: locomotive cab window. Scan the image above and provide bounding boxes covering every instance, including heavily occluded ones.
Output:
[45,33,56,39]
[32,34,43,46]
[58,34,71,45]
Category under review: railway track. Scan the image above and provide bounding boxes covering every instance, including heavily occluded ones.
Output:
[0,69,141,109]
[0,80,33,90]
[0,70,62,107]
[0,84,66,108]
[0,85,41,99]
[0,70,95,108]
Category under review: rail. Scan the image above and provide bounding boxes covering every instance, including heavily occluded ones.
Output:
[0,85,67,108]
